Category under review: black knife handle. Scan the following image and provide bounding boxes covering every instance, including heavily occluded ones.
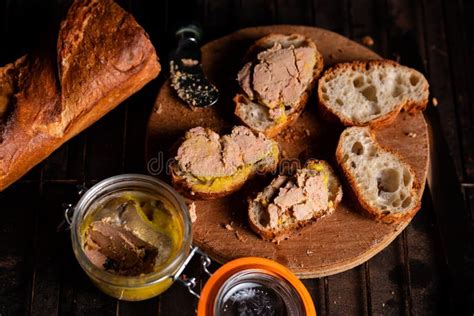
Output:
[175,24,203,44]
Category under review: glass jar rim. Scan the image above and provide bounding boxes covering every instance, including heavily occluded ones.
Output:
[197,257,316,315]
[70,174,192,287]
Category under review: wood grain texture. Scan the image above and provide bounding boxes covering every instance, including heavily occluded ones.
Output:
[147,25,430,278]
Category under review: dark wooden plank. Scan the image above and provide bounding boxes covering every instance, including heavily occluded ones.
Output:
[325,266,368,315]
[237,0,277,28]
[368,238,407,315]
[417,0,464,181]
[441,2,474,310]
[204,0,240,39]
[83,106,127,180]
[0,184,38,315]
[118,299,159,316]
[302,279,326,316]
[312,0,350,36]
[349,0,385,56]
[274,0,313,25]
[29,183,81,316]
[442,0,474,185]
[405,193,449,314]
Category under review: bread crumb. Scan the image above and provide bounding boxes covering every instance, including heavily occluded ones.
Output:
[305,129,311,137]
[306,249,313,256]
[188,202,197,223]
[362,35,374,46]
[406,132,417,138]
[432,97,438,106]
[224,222,234,231]
[235,230,247,242]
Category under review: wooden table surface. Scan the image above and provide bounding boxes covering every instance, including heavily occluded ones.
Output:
[0,0,472,315]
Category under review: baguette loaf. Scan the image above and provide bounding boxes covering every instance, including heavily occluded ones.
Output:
[336,127,420,223]
[318,60,429,128]
[234,34,324,137]
[0,0,160,191]
[249,160,342,242]
[170,126,279,200]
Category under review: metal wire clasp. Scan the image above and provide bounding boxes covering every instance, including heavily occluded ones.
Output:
[57,185,88,232]
[173,246,213,298]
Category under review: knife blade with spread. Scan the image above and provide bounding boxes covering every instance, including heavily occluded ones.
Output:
[170,24,219,110]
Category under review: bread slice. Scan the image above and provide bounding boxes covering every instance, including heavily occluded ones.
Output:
[234,33,324,137]
[249,160,342,242]
[170,126,279,200]
[336,127,420,223]
[318,60,429,128]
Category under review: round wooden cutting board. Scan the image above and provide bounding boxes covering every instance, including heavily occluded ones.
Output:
[146,25,429,278]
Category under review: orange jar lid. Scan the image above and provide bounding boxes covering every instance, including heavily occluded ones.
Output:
[198,257,316,316]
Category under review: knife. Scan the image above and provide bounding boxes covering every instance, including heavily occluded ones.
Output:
[169,24,219,110]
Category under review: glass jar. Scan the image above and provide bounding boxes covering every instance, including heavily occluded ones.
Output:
[69,174,192,301]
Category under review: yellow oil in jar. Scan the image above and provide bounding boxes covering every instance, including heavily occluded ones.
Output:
[79,190,185,301]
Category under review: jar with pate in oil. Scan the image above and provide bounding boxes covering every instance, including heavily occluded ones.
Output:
[70,174,192,301]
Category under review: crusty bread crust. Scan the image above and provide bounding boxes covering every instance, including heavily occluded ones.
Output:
[317,60,429,129]
[335,127,421,223]
[0,0,160,191]
[234,33,324,137]
[248,160,342,243]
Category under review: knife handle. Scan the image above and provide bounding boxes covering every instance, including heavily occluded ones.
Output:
[175,24,203,44]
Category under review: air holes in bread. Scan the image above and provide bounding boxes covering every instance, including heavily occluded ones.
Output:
[353,76,364,88]
[378,168,400,193]
[351,141,364,155]
[409,74,420,86]
[392,85,403,98]
[402,196,412,208]
[361,85,378,102]
[336,98,344,106]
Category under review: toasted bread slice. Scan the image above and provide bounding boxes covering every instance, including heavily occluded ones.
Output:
[234,33,324,137]
[318,60,429,128]
[336,127,420,223]
[234,94,305,138]
[170,126,279,200]
[249,160,342,242]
